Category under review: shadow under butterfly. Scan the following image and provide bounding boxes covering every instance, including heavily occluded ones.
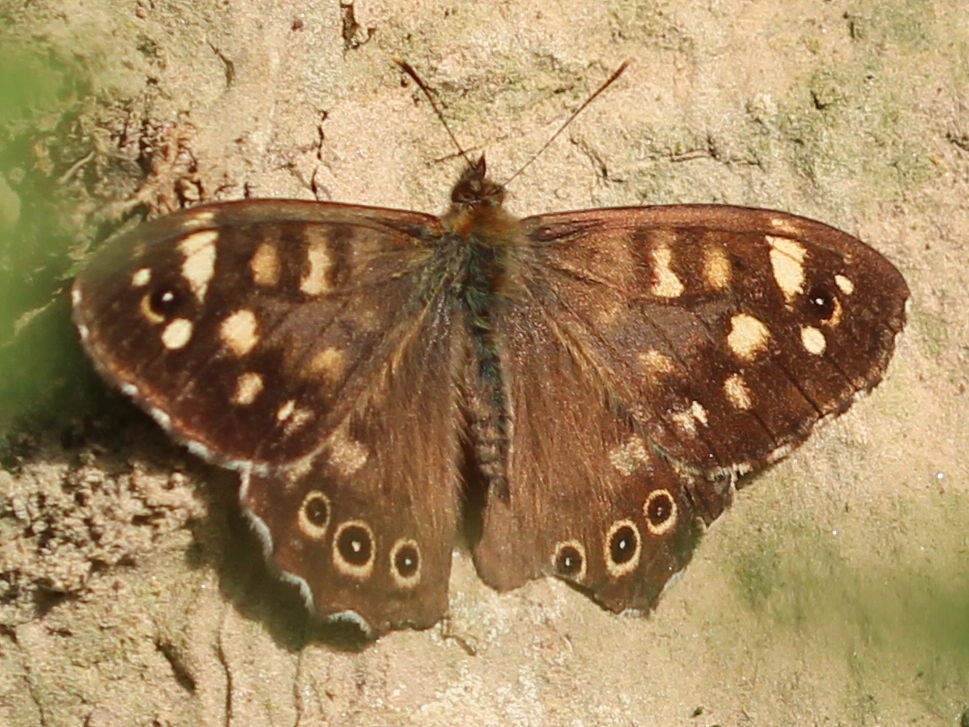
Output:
[71,60,909,638]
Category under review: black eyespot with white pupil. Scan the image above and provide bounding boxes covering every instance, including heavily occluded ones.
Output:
[610,525,637,565]
[389,538,421,588]
[297,491,331,540]
[643,489,678,536]
[647,492,672,522]
[394,544,419,578]
[304,494,329,527]
[148,286,187,318]
[805,284,835,321]
[337,525,372,566]
[555,544,584,578]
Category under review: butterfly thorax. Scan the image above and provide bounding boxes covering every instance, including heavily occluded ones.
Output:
[438,155,519,499]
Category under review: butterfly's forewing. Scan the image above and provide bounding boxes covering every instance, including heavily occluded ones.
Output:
[516,205,908,475]
[73,201,465,633]
[472,204,907,609]
[73,201,443,467]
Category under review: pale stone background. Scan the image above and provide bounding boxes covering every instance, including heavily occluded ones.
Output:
[1,0,967,725]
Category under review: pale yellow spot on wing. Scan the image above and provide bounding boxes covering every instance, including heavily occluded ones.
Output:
[276,399,296,422]
[301,237,333,295]
[727,313,770,361]
[282,407,314,435]
[835,274,855,295]
[328,428,369,478]
[232,372,264,405]
[608,436,651,477]
[650,242,685,298]
[131,268,152,288]
[800,325,827,355]
[179,230,219,303]
[670,401,708,435]
[767,236,807,304]
[220,309,260,356]
[250,242,281,287]
[703,245,731,290]
[638,349,675,382]
[769,215,802,237]
[723,373,753,411]
[180,210,217,230]
[306,347,346,384]
[161,318,193,350]
[690,400,708,426]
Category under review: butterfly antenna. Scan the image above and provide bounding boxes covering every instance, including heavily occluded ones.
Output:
[503,59,631,188]
[394,59,474,167]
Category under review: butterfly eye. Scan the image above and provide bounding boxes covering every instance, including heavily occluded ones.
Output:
[553,540,587,581]
[604,520,641,578]
[643,489,678,536]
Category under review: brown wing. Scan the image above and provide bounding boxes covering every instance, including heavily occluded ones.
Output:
[241,292,464,634]
[512,204,908,475]
[473,204,907,609]
[473,295,731,609]
[73,200,464,634]
[73,200,443,468]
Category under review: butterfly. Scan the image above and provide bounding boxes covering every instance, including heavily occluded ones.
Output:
[71,61,909,637]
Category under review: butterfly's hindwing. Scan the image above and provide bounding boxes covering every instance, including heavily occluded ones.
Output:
[240,295,465,633]
[473,295,728,610]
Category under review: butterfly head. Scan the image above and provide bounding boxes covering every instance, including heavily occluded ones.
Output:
[450,155,505,210]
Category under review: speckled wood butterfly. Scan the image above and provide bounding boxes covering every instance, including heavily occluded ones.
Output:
[71,62,908,637]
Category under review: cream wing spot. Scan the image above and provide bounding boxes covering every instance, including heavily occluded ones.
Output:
[723,373,753,411]
[727,313,771,361]
[282,407,314,436]
[767,236,807,304]
[670,401,708,435]
[179,209,217,230]
[131,267,152,288]
[608,436,651,477]
[301,238,333,296]
[649,242,685,298]
[702,244,731,290]
[220,309,260,356]
[178,230,219,303]
[801,325,827,355]
[306,347,347,385]
[232,372,264,405]
[769,215,802,237]
[328,428,369,478]
[250,242,281,287]
[161,319,193,350]
[276,399,296,422]
[835,274,855,295]
[638,349,676,383]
